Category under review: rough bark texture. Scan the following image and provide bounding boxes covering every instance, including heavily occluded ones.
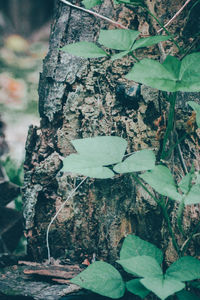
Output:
[23,0,200,265]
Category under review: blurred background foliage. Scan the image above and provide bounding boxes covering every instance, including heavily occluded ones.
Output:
[0,0,55,256]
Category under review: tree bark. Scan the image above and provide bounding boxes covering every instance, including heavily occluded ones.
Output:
[23,0,200,265]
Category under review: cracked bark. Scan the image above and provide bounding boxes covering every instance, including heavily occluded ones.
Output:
[23,0,200,265]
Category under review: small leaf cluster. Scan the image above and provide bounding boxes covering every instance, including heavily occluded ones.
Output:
[61,30,200,96]
[61,136,200,205]
[61,136,155,178]
[71,235,200,300]
[61,29,170,60]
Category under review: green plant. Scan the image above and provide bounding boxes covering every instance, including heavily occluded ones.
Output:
[61,29,171,60]
[71,235,200,300]
[50,1,200,298]
[59,136,200,299]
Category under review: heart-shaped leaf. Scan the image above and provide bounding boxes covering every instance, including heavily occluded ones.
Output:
[117,255,162,277]
[62,136,127,179]
[188,101,200,128]
[126,279,150,299]
[120,235,163,264]
[71,261,125,299]
[140,165,182,202]
[98,29,140,50]
[141,275,185,300]
[113,149,155,174]
[126,52,200,92]
[131,35,171,51]
[166,256,200,282]
[61,41,107,58]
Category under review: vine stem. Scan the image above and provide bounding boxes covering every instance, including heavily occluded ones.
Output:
[177,198,186,237]
[46,177,87,264]
[60,0,128,29]
[157,0,193,33]
[131,174,180,255]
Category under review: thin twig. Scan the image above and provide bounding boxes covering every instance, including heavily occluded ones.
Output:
[157,0,192,33]
[60,0,127,29]
[46,177,87,263]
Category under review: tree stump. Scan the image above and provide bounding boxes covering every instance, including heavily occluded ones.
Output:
[23,0,200,266]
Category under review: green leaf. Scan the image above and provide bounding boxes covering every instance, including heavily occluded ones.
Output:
[162,55,181,79]
[61,136,127,179]
[120,235,163,264]
[131,35,171,51]
[140,165,182,202]
[113,149,156,174]
[71,261,125,299]
[111,50,130,60]
[184,184,200,205]
[178,172,193,194]
[126,53,200,92]
[176,290,200,300]
[82,0,102,9]
[126,58,178,92]
[188,101,200,128]
[98,29,140,50]
[178,52,200,92]
[166,256,200,282]
[141,276,185,300]
[71,136,127,166]
[62,157,114,178]
[126,279,150,299]
[61,41,107,58]
[117,256,163,277]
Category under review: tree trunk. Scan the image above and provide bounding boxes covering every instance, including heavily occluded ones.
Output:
[23,0,200,265]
